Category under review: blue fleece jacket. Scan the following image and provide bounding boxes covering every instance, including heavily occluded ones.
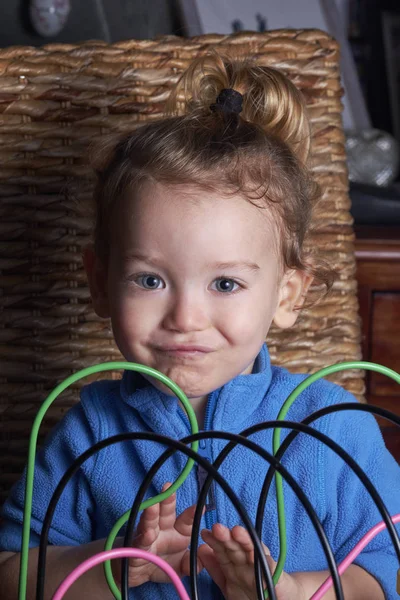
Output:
[1,344,400,599]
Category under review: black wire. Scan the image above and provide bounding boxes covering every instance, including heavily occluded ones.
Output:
[35,403,399,600]
[128,407,400,600]
[251,403,400,597]
[122,432,271,600]
[188,431,333,600]
[121,428,342,600]
[36,432,275,600]
[188,419,400,600]
[121,432,275,600]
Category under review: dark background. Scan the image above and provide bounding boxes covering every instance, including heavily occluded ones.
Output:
[4,0,184,47]
[348,0,400,143]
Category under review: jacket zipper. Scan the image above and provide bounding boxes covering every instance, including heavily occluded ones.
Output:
[196,391,218,530]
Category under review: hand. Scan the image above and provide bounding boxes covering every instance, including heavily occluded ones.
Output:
[118,483,203,587]
[198,524,306,600]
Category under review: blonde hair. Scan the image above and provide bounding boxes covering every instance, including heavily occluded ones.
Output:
[90,52,335,296]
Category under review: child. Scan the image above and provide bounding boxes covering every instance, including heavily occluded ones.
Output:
[0,52,399,600]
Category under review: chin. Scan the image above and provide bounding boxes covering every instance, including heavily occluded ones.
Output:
[161,380,209,399]
[150,371,212,399]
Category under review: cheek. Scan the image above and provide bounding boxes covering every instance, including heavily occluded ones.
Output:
[219,291,276,339]
[109,291,156,339]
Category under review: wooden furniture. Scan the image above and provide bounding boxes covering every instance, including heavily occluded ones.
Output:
[355,225,400,461]
[0,31,364,505]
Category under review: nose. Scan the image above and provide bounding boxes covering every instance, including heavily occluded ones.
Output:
[162,290,210,333]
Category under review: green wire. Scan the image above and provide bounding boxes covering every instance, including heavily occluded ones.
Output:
[271,360,400,591]
[17,362,198,600]
[18,359,400,600]
[103,374,199,599]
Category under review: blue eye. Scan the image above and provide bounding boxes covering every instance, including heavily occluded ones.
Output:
[137,274,164,289]
[213,278,239,293]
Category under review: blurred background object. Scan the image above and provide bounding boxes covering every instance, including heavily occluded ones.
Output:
[346,129,399,187]
[4,0,181,47]
[29,0,71,37]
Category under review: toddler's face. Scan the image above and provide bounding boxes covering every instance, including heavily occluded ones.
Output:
[88,182,303,400]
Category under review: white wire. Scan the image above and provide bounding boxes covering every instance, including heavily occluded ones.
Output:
[94,0,112,43]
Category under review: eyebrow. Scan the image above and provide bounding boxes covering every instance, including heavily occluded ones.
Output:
[211,261,260,273]
[122,253,260,273]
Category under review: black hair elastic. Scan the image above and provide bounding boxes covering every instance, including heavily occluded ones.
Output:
[210,88,243,115]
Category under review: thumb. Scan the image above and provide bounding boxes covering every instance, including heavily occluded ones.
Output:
[197,543,226,592]
[181,548,204,577]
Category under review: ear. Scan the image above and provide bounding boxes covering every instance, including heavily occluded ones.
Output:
[273,269,313,329]
[82,245,110,318]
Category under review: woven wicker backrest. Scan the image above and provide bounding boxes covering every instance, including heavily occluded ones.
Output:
[0,30,363,506]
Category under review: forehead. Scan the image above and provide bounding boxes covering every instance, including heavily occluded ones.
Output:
[113,181,280,257]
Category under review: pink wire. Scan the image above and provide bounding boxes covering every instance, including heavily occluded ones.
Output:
[52,547,190,600]
[51,514,400,599]
[311,513,400,599]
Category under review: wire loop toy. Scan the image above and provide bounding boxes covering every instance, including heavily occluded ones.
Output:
[15,360,400,600]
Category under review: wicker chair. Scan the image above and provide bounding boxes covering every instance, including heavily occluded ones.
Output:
[0,29,363,507]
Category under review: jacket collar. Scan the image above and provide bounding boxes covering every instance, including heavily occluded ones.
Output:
[119,343,272,434]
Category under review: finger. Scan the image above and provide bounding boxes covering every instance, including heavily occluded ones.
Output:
[135,502,160,541]
[158,482,177,530]
[201,524,228,548]
[232,526,275,570]
[181,548,204,577]
[231,526,272,555]
[201,525,238,566]
[197,544,226,591]
[130,505,161,570]
[232,526,277,573]
[174,503,199,537]
[204,524,257,567]
[230,526,255,564]
[230,526,254,552]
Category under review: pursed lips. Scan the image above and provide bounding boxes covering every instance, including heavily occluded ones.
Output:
[153,344,214,355]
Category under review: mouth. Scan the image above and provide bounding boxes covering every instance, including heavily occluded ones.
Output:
[154,345,214,357]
